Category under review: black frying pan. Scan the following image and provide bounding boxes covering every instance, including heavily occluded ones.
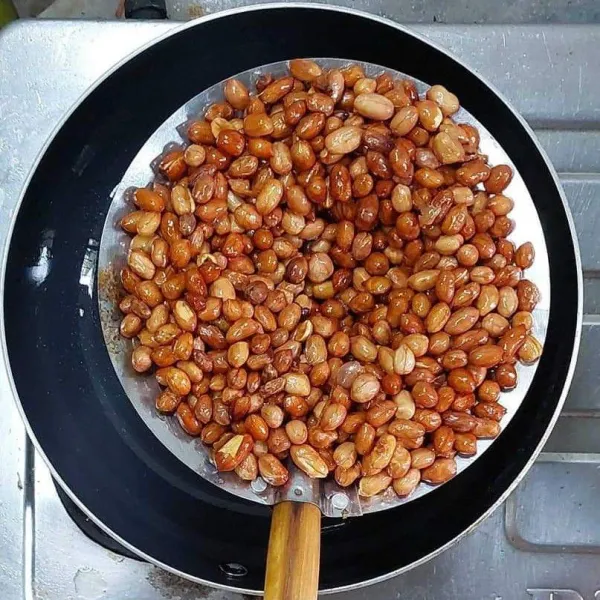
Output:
[1,4,581,595]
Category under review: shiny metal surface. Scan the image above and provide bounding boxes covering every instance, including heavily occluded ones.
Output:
[98,55,550,518]
[0,17,595,600]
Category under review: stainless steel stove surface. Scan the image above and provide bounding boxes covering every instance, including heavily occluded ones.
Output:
[0,18,598,600]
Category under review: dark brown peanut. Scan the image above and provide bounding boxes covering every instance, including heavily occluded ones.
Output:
[421,458,457,484]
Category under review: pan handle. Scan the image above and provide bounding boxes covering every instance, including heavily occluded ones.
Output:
[264,501,321,600]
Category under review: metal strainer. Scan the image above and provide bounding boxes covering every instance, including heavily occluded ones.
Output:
[97,58,550,599]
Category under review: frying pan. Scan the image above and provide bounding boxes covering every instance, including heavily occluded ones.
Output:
[0,3,582,596]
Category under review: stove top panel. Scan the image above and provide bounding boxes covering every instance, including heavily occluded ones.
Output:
[1,19,598,600]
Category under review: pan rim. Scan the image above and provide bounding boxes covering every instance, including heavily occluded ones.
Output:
[0,3,583,595]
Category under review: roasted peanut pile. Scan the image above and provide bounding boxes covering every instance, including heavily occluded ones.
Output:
[118,59,543,499]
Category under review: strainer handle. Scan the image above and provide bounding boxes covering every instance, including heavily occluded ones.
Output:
[264,501,321,600]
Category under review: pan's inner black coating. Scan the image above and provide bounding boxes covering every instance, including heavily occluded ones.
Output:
[3,7,579,592]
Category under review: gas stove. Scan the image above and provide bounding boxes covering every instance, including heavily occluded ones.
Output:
[0,18,599,600]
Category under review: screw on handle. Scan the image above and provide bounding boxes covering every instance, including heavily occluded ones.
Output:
[264,501,321,600]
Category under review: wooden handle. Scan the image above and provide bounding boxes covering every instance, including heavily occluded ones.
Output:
[264,501,321,600]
